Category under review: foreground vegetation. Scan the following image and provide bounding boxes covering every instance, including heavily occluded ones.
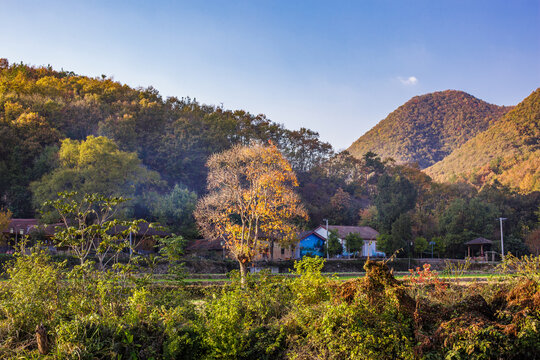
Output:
[1,248,538,359]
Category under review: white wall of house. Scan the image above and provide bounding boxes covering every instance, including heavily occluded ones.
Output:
[362,240,377,257]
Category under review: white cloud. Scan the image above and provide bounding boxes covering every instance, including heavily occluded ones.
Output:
[398,76,418,85]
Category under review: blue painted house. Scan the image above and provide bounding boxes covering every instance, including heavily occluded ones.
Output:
[295,230,326,258]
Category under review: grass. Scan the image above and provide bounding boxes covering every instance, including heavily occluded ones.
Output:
[175,272,504,283]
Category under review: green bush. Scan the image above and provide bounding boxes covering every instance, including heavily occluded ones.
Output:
[201,271,290,359]
[0,248,64,340]
[291,256,331,306]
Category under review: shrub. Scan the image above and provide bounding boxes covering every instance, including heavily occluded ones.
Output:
[0,247,64,342]
[291,256,331,306]
[201,271,290,359]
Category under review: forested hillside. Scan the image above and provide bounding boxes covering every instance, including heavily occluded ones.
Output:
[0,60,333,219]
[426,88,540,193]
[347,90,510,168]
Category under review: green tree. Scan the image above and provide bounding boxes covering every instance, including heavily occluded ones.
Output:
[32,136,162,217]
[414,237,429,257]
[149,184,198,238]
[323,229,343,258]
[345,232,363,258]
[46,192,144,269]
[363,151,385,174]
[430,236,445,256]
[391,213,413,257]
[439,198,497,258]
[159,235,187,280]
[376,234,395,256]
[375,174,417,232]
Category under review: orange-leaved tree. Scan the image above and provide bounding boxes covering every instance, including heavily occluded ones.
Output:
[194,142,307,284]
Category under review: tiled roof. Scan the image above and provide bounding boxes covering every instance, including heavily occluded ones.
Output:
[34,223,64,236]
[2,219,170,238]
[1,219,39,235]
[297,230,326,241]
[317,225,379,240]
[465,237,493,245]
[185,239,223,252]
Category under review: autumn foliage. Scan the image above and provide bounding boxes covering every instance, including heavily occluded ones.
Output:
[194,143,307,281]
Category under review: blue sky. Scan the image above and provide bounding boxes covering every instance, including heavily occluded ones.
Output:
[1,0,539,149]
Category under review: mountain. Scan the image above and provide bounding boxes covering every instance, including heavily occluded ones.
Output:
[347,90,510,168]
[425,88,540,193]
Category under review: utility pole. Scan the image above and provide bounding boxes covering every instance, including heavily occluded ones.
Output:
[499,218,507,260]
[408,240,411,269]
[323,218,329,259]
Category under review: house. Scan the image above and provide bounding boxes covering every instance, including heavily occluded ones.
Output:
[0,219,60,249]
[2,219,39,238]
[188,235,296,261]
[1,219,169,254]
[185,238,225,259]
[257,240,296,261]
[296,225,382,259]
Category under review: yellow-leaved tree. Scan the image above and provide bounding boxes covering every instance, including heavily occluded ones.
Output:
[195,142,307,284]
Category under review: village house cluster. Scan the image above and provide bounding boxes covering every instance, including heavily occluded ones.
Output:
[1,218,385,261]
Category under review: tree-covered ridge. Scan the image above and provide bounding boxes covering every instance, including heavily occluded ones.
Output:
[426,88,540,193]
[0,60,332,217]
[347,90,510,168]
[0,60,537,256]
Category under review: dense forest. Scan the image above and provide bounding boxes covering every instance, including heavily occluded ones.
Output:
[347,90,511,168]
[0,59,333,217]
[0,60,538,258]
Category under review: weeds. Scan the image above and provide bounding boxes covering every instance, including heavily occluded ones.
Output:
[442,258,471,283]
[0,252,539,359]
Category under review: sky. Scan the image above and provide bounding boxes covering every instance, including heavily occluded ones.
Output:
[1,0,539,149]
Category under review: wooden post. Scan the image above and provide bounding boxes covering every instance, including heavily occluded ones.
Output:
[467,246,470,258]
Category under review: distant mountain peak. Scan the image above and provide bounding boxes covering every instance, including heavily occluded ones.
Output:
[347,90,510,168]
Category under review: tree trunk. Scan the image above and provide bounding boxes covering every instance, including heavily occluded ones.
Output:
[36,324,49,355]
[239,261,247,287]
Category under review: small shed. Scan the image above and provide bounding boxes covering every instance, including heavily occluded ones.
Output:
[465,237,493,259]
